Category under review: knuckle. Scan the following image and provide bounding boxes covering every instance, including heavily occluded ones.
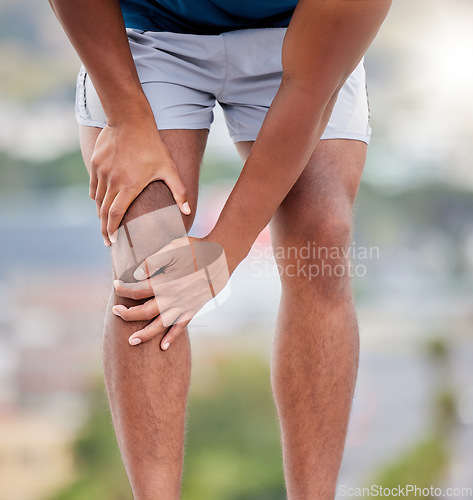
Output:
[120,176,134,187]
[96,163,109,176]
[108,207,122,219]
[121,181,135,191]
[90,157,99,170]
[107,173,121,186]
[171,332,181,343]
[176,186,187,198]
[143,310,155,321]
[142,326,156,339]
[99,208,108,219]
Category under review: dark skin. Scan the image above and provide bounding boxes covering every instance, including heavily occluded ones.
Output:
[50,0,390,253]
[50,0,391,349]
[51,0,391,497]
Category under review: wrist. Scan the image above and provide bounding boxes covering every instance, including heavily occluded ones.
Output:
[204,226,252,275]
[105,88,156,127]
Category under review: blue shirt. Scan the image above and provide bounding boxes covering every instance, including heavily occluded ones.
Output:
[120,0,297,35]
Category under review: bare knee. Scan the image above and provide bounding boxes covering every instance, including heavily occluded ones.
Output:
[121,179,194,226]
[273,209,353,298]
[112,180,195,302]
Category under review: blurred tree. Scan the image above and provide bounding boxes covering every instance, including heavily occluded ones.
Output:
[370,435,448,496]
[0,149,239,192]
[366,337,458,497]
[49,354,286,500]
[200,151,241,185]
[48,379,132,500]
[0,150,87,192]
[181,354,285,499]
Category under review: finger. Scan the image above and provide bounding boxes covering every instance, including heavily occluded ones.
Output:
[89,172,98,201]
[94,177,107,219]
[113,279,154,300]
[107,188,137,244]
[164,168,191,216]
[112,298,160,322]
[127,314,168,346]
[100,188,119,247]
[134,236,191,280]
[161,317,190,351]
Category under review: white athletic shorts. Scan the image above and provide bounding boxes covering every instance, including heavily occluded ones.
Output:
[75,27,371,144]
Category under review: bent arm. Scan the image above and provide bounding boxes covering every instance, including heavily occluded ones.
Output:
[49,0,151,123]
[209,0,391,270]
[49,0,190,245]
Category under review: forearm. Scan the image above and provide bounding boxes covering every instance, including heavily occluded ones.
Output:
[209,0,392,269]
[49,0,152,123]
[51,0,193,242]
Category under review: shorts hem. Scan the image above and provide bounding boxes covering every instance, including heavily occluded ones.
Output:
[231,132,260,143]
[75,117,212,131]
[320,132,371,145]
[157,123,211,131]
[76,116,107,129]
[232,131,371,145]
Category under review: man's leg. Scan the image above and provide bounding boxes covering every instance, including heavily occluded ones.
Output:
[236,138,366,499]
[80,126,209,499]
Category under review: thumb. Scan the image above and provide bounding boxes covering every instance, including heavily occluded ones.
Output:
[165,169,191,216]
[134,237,191,280]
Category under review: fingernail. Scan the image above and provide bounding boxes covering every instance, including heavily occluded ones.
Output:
[113,280,122,289]
[109,231,118,244]
[104,238,111,247]
[182,202,191,215]
[162,342,170,350]
[129,337,141,346]
[134,268,146,280]
[112,306,122,317]
[112,305,126,318]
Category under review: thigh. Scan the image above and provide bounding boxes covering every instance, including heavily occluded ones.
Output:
[271,139,367,297]
[236,138,366,243]
[273,138,366,236]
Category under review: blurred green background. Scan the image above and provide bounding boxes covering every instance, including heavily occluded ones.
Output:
[1,0,473,498]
